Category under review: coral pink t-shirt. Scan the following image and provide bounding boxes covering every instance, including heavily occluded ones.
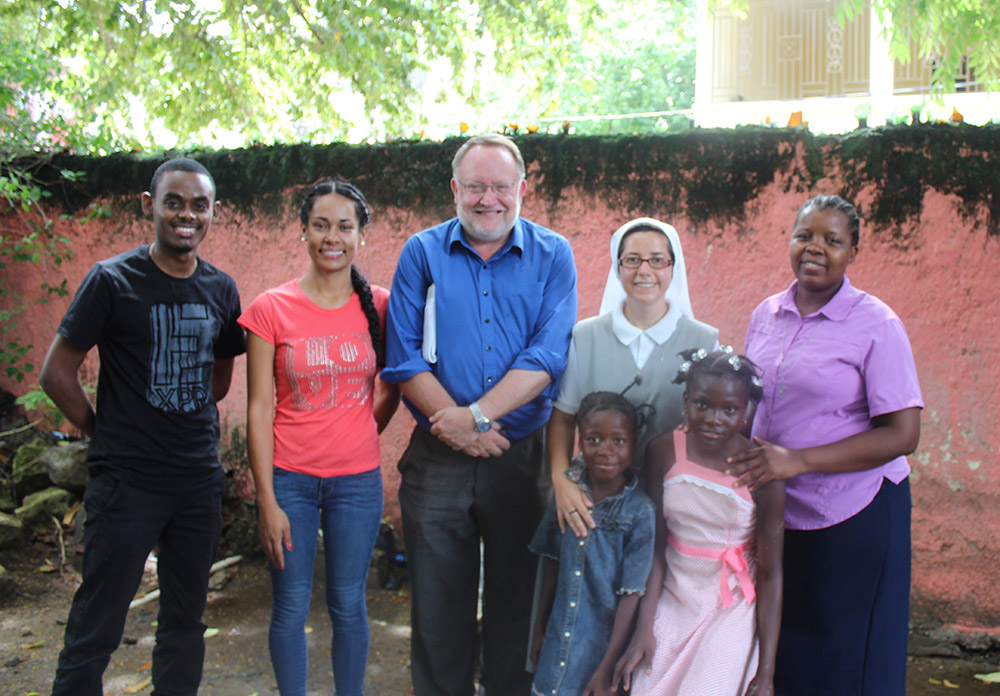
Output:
[239,279,388,477]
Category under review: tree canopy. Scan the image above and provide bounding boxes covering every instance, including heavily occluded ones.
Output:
[498,0,696,134]
[1,0,610,153]
[840,1,999,94]
[2,0,998,152]
[837,0,1000,94]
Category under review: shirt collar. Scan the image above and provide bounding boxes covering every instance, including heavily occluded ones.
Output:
[446,217,524,259]
[566,462,639,502]
[776,276,863,321]
[611,301,681,346]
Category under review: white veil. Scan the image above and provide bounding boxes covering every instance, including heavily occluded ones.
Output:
[598,217,694,319]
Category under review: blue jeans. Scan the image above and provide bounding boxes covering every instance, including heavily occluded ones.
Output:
[267,466,383,696]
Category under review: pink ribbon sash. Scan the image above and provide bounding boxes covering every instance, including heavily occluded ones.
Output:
[668,534,756,608]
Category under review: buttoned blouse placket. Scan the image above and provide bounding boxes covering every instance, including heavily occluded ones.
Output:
[550,533,589,693]
[759,308,821,438]
[776,309,823,394]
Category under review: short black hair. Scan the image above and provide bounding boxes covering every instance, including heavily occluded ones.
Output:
[794,194,860,246]
[576,391,640,434]
[149,157,215,197]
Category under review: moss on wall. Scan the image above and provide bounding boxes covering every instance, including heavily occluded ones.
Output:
[830,123,1000,236]
[518,129,817,223]
[17,125,1000,234]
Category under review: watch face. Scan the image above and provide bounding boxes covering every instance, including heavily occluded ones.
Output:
[476,421,491,432]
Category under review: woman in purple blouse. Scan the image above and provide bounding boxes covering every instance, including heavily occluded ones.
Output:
[727,195,923,696]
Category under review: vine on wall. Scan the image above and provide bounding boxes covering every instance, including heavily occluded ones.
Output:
[0,161,109,426]
[24,125,999,237]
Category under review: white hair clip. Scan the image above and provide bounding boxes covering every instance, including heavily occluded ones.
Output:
[728,355,743,371]
[678,361,692,375]
[721,345,735,354]
[691,348,708,362]
[751,375,763,388]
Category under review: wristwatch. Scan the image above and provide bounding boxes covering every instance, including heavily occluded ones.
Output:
[469,402,491,432]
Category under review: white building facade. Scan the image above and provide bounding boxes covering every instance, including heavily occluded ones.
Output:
[694,0,998,132]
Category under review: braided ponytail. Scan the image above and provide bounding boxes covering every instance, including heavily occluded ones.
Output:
[351,265,384,368]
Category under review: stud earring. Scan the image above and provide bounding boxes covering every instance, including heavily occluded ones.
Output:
[360,239,366,246]
[300,234,306,242]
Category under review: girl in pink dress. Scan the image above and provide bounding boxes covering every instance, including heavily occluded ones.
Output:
[614,348,785,696]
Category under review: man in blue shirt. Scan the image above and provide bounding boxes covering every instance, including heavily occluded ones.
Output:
[383,133,577,695]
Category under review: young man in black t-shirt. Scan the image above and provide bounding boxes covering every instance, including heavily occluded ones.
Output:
[39,157,246,696]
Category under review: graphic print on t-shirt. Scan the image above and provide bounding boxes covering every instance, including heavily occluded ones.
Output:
[147,303,219,413]
[284,332,374,411]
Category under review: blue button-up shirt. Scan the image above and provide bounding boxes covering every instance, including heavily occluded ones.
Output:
[383,217,577,439]
[530,466,655,696]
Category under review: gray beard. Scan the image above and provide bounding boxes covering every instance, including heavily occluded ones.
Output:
[457,206,520,244]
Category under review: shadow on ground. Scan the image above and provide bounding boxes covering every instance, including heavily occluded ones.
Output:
[1,541,997,695]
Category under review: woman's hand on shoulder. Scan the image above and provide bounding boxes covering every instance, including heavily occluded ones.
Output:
[553,471,595,537]
[612,627,655,692]
[257,501,292,570]
[725,436,805,493]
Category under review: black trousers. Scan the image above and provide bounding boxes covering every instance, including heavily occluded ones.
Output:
[775,477,911,696]
[399,426,547,696]
[51,471,223,696]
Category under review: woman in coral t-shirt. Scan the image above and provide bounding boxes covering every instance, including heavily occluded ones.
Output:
[239,181,398,696]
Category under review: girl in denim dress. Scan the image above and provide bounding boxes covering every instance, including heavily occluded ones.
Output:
[529,391,655,696]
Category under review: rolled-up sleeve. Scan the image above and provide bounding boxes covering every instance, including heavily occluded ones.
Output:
[618,498,655,595]
[863,316,924,418]
[509,237,577,386]
[383,237,432,385]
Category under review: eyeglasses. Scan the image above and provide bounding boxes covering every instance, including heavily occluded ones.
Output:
[457,180,520,196]
[619,256,674,270]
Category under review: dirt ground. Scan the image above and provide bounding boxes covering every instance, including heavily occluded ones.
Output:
[0,542,413,696]
[1,540,998,696]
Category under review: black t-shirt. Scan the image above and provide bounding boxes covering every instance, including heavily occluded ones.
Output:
[59,246,246,492]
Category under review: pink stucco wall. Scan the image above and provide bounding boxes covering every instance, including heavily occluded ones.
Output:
[3,145,998,636]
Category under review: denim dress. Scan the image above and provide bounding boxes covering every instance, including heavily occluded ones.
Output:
[530,466,656,696]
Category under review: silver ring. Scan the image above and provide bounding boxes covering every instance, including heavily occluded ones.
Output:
[568,510,580,515]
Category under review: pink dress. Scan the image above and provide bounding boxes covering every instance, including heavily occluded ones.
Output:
[630,431,759,696]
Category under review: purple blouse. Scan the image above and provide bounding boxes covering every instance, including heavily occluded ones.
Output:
[745,277,923,530]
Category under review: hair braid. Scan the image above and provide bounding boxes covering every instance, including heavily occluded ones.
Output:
[672,347,764,404]
[351,265,383,368]
[576,391,640,433]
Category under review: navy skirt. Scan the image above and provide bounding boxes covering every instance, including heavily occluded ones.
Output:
[775,477,911,696]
